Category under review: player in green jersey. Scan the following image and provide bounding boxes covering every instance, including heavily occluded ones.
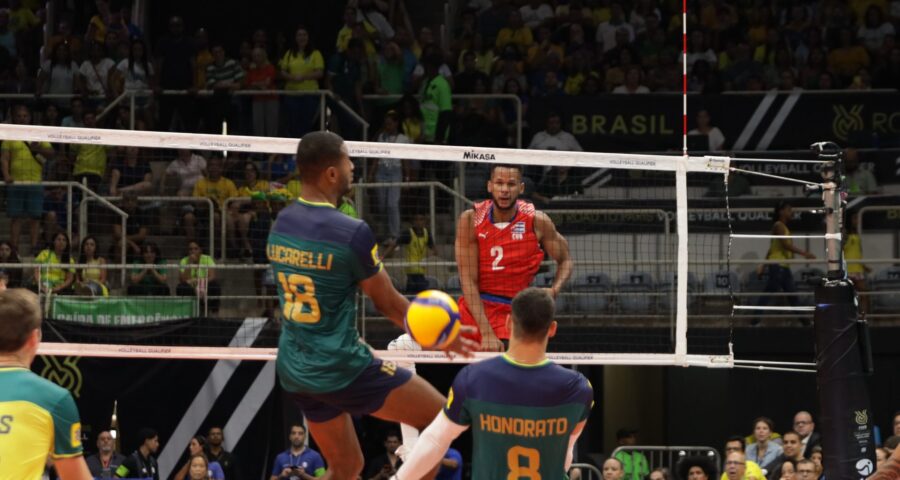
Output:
[393,288,594,480]
[267,131,475,479]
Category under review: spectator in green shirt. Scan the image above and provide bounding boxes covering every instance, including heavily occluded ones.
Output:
[419,50,452,144]
[176,240,221,313]
[32,232,75,295]
[127,241,170,296]
[614,428,650,480]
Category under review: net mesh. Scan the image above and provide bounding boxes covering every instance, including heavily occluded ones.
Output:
[0,124,732,365]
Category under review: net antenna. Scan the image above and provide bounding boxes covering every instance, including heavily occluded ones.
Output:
[1,123,735,368]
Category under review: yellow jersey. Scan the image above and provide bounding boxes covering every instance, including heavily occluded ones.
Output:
[405,227,430,275]
[278,50,324,91]
[72,143,109,177]
[0,367,83,480]
[766,221,793,267]
[844,232,864,274]
[1,141,50,182]
[193,176,238,209]
[35,250,75,288]
[237,179,270,198]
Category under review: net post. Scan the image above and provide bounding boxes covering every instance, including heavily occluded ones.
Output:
[674,160,689,365]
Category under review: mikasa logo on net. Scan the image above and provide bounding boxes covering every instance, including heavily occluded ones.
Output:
[462,151,495,160]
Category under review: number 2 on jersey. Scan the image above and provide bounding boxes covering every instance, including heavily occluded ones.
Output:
[491,246,505,271]
[507,445,541,479]
[277,272,321,323]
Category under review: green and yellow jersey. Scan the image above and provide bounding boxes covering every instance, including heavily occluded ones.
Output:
[443,355,594,480]
[267,197,383,394]
[0,367,83,479]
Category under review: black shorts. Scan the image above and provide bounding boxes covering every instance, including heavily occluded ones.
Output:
[291,358,413,423]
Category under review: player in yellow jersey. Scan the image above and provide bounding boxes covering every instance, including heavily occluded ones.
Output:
[0,288,92,480]
[755,201,815,325]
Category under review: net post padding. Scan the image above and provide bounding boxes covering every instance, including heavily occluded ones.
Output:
[812,142,876,478]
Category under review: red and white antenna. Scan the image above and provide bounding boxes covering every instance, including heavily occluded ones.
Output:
[682,0,688,157]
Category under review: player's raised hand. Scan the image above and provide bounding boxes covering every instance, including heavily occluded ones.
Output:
[441,325,479,359]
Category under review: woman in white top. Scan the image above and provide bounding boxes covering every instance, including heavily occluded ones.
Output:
[369,110,410,242]
[79,42,116,99]
[745,416,783,472]
[38,43,79,105]
[113,39,155,107]
[688,109,726,152]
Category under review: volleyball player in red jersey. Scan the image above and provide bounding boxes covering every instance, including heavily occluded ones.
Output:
[455,164,573,351]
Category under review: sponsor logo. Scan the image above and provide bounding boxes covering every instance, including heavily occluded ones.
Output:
[855,459,874,476]
[478,233,488,239]
[854,409,868,425]
[462,151,496,161]
[832,105,865,141]
[512,221,526,240]
[40,356,83,398]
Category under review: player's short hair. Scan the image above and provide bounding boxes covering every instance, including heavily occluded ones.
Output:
[510,287,555,340]
[782,430,802,441]
[290,423,306,433]
[796,459,815,468]
[490,164,523,179]
[296,131,346,182]
[0,289,42,353]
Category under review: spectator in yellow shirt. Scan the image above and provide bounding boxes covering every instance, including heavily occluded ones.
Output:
[235,162,270,259]
[71,112,110,193]
[496,10,534,55]
[1,105,53,254]
[184,154,237,251]
[279,26,325,138]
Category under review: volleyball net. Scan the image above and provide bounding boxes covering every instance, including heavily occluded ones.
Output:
[0,123,846,368]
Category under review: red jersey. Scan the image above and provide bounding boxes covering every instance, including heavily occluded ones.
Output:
[472,199,544,299]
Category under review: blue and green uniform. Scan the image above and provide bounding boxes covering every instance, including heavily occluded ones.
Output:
[0,367,83,479]
[443,355,594,480]
[268,197,411,422]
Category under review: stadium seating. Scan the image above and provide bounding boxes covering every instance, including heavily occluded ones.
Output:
[533,272,567,313]
[703,270,740,313]
[445,275,461,294]
[657,272,701,312]
[616,272,655,314]
[572,273,612,315]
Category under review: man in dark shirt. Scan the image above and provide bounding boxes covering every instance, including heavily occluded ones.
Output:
[85,430,126,479]
[454,51,489,94]
[155,16,196,131]
[114,428,159,480]
[208,426,241,480]
[365,431,403,480]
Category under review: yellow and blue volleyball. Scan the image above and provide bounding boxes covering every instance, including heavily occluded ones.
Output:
[404,290,461,349]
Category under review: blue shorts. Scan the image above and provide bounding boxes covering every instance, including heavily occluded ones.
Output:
[6,185,43,219]
[291,358,413,423]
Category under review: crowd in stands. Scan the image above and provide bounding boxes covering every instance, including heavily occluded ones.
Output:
[40,410,900,479]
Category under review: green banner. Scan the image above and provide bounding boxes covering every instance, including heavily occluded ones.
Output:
[51,297,197,326]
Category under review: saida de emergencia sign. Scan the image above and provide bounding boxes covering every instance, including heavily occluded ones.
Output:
[51,297,197,326]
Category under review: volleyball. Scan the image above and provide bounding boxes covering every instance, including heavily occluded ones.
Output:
[404,290,461,349]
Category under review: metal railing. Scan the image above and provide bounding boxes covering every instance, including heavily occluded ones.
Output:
[571,463,603,480]
[82,196,216,259]
[121,89,370,139]
[611,445,720,471]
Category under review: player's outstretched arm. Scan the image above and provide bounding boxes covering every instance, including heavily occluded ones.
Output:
[455,209,503,351]
[565,420,588,471]
[55,456,94,480]
[535,211,573,297]
[361,269,411,330]
[391,413,468,480]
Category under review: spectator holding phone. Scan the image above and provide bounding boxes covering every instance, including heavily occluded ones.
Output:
[270,424,325,479]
